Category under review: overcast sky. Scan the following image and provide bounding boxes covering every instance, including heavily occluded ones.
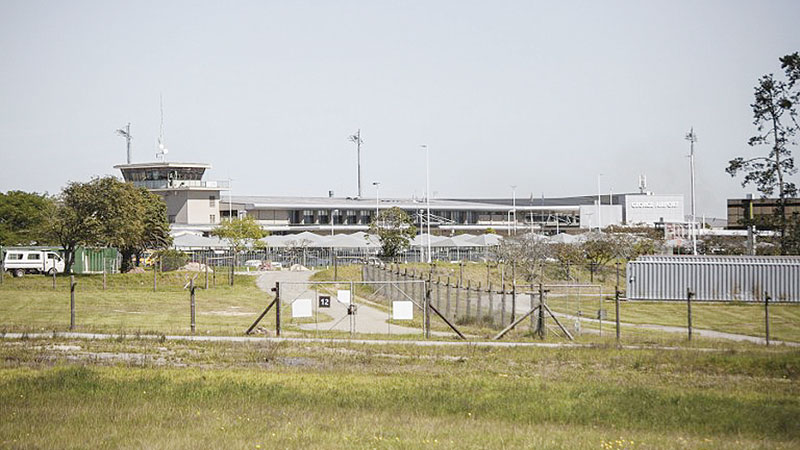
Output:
[1,0,798,217]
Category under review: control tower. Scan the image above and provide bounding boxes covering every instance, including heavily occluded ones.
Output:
[114,161,229,227]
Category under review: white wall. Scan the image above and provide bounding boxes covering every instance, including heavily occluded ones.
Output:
[624,195,684,225]
[579,204,622,229]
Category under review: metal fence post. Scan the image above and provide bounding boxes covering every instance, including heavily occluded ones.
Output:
[466,280,472,321]
[190,278,196,333]
[764,291,771,346]
[615,262,621,342]
[487,282,493,326]
[102,263,106,291]
[230,251,235,287]
[454,276,461,319]
[501,283,506,326]
[69,276,76,330]
[446,276,451,317]
[538,283,545,339]
[687,287,694,341]
[425,281,431,339]
[275,281,281,337]
[477,282,483,323]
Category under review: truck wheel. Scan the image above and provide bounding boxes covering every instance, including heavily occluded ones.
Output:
[14,269,24,278]
[47,268,56,276]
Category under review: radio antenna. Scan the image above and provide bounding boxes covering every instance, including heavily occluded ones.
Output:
[156,95,169,162]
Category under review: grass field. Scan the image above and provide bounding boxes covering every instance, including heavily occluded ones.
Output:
[0,271,272,335]
[1,337,798,449]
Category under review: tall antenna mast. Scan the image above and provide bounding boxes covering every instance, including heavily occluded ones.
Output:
[116,123,132,164]
[156,95,169,162]
[348,129,364,197]
[685,127,698,255]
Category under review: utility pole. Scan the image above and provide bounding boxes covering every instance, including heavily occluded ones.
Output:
[116,123,132,164]
[686,128,698,255]
[349,130,364,198]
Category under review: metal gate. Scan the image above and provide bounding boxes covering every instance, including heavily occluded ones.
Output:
[249,279,447,338]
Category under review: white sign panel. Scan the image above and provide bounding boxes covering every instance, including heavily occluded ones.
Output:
[392,301,414,320]
[336,289,351,305]
[292,299,313,318]
[624,195,684,225]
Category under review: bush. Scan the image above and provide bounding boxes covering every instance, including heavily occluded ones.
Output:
[153,249,188,272]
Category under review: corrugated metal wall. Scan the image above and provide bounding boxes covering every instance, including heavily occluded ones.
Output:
[626,255,800,302]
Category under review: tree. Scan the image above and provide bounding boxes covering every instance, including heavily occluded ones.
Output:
[46,177,172,274]
[368,207,416,258]
[495,233,551,282]
[0,191,54,246]
[581,233,617,281]
[727,52,800,254]
[211,216,267,253]
[550,242,583,279]
[45,181,102,274]
[120,188,172,271]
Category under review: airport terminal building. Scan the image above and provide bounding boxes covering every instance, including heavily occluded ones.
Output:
[115,160,686,235]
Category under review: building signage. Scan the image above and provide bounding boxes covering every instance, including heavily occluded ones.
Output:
[629,201,680,209]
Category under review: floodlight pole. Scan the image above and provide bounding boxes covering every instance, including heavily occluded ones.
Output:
[373,182,380,220]
[686,128,698,255]
[116,123,133,164]
[422,145,431,263]
[350,129,363,198]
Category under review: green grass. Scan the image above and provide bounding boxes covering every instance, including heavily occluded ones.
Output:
[0,272,273,335]
[603,300,800,343]
[1,337,799,448]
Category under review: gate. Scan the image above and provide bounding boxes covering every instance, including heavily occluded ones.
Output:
[246,279,463,339]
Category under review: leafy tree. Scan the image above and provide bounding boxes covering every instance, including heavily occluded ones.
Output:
[46,177,172,274]
[727,52,800,254]
[211,216,267,253]
[0,191,54,246]
[121,189,172,271]
[45,181,103,274]
[368,207,417,258]
[581,233,617,281]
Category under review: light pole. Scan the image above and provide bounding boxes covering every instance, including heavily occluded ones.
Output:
[372,181,380,222]
[686,128,698,255]
[422,145,431,263]
[349,130,364,198]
